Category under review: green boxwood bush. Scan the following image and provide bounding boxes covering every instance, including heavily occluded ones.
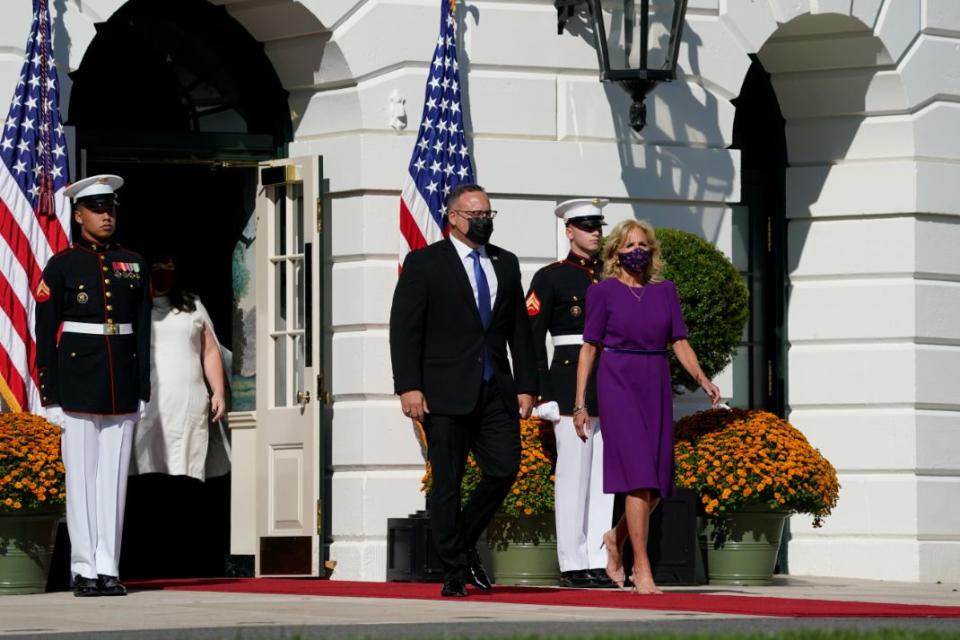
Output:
[658,228,749,393]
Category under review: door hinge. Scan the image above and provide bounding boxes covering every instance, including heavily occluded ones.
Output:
[316,197,323,233]
[316,499,323,535]
[318,372,332,405]
[766,216,772,253]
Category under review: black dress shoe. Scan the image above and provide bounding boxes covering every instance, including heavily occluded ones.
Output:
[441,577,468,597]
[558,570,596,588]
[587,568,613,587]
[73,575,100,597]
[97,574,127,596]
[466,548,492,591]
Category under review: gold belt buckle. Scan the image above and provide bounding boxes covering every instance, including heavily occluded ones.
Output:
[104,323,119,336]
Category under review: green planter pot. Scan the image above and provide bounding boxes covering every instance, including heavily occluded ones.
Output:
[488,513,560,586]
[0,508,63,595]
[699,509,789,586]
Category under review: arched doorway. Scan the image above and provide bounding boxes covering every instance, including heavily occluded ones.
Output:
[731,55,790,572]
[67,0,292,579]
[731,55,788,417]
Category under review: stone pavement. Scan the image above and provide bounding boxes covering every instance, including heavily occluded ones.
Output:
[0,576,958,640]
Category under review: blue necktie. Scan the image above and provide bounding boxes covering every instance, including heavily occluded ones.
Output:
[469,250,494,380]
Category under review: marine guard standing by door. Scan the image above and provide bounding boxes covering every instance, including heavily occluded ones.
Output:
[526,199,614,588]
[35,175,151,597]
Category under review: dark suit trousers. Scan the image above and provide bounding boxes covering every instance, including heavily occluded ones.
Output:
[424,380,520,580]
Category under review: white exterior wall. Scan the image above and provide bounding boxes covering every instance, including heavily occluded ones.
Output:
[5,0,955,582]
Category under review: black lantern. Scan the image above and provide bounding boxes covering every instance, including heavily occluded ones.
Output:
[556,0,688,132]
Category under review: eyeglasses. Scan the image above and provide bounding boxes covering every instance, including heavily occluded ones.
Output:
[451,209,498,220]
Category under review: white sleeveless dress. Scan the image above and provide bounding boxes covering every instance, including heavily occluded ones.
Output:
[130,296,228,480]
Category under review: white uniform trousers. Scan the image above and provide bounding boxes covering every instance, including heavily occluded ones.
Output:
[61,412,136,579]
[554,416,614,573]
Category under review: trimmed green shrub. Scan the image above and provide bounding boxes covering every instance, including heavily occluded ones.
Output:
[658,228,749,393]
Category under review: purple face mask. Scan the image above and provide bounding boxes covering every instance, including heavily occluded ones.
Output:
[618,247,652,273]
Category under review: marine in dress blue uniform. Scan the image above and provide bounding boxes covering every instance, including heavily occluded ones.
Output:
[526,198,613,588]
[35,174,150,597]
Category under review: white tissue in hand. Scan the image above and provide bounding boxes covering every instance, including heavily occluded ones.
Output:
[533,401,561,423]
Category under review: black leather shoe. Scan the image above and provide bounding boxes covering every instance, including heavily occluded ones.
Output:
[466,549,492,591]
[97,574,127,596]
[441,577,468,597]
[587,568,613,587]
[73,575,100,597]
[559,570,596,588]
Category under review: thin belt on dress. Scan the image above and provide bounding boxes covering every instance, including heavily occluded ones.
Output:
[603,346,667,355]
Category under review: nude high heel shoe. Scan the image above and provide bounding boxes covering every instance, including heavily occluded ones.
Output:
[600,530,626,589]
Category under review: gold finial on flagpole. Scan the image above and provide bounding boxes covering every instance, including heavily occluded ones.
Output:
[449,0,456,12]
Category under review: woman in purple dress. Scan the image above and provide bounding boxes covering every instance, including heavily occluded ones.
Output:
[573,219,721,594]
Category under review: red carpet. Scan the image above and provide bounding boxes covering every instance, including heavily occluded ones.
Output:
[126,578,960,618]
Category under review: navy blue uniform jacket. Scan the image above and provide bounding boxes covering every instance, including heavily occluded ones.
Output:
[34,240,151,415]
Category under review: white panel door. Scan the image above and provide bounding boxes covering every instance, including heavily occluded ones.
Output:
[254,157,325,576]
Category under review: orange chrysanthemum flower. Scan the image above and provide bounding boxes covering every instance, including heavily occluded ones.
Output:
[422,417,556,521]
[674,408,839,527]
[0,412,65,513]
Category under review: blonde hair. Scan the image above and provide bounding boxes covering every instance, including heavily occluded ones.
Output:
[602,219,664,282]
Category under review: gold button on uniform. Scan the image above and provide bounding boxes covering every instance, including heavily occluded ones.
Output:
[105,292,112,298]
[102,266,108,272]
[104,279,111,285]
[106,305,113,311]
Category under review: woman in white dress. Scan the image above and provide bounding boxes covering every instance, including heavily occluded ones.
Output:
[130,256,227,480]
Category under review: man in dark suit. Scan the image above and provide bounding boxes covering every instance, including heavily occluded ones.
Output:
[390,184,537,597]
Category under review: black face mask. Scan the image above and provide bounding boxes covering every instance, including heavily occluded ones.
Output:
[465,217,494,245]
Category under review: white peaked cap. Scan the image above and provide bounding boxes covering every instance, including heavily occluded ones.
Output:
[64,174,124,201]
[554,198,609,224]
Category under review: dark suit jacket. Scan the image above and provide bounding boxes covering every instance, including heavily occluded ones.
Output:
[390,238,537,415]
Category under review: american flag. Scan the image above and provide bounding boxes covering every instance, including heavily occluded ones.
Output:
[0,0,71,413]
[398,0,474,266]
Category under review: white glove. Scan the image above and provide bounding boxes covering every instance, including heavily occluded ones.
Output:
[137,400,147,421]
[532,401,561,423]
[44,405,65,428]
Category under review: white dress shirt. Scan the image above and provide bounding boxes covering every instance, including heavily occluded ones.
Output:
[449,234,498,313]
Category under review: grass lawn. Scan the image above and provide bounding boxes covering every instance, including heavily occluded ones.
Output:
[284,631,960,640]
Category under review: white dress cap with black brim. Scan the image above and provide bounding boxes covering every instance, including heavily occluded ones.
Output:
[64,174,124,202]
[555,197,609,228]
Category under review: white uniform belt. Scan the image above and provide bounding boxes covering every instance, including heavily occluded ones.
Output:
[552,334,583,347]
[62,321,133,336]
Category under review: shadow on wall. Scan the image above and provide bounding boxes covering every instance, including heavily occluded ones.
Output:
[459,2,479,164]
[562,11,736,244]
[619,23,734,241]
[558,9,908,268]
[51,0,72,109]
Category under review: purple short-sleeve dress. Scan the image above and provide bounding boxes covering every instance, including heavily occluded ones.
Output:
[582,278,687,497]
